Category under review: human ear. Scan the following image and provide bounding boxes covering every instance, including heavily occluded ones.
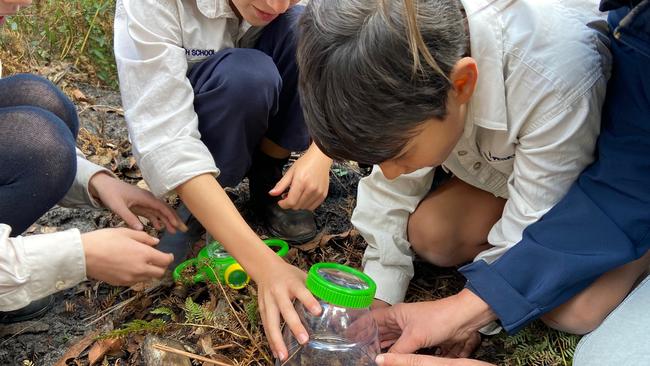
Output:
[449,57,478,104]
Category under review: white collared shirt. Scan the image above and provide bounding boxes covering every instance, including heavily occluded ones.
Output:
[0,151,107,311]
[114,0,263,197]
[353,0,611,305]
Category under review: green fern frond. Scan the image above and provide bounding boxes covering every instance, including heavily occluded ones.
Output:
[98,319,167,340]
[150,306,176,321]
[245,298,259,330]
[184,297,205,324]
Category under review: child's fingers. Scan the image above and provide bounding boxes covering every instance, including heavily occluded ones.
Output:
[145,213,164,231]
[376,353,449,366]
[4,0,33,5]
[144,247,174,268]
[278,184,306,210]
[372,306,395,328]
[278,296,309,345]
[115,206,145,231]
[270,168,294,197]
[123,228,159,244]
[380,339,397,349]
[460,333,481,358]
[143,264,167,279]
[293,284,321,315]
[388,334,420,355]
[263,297,289,361]
[148,199,184,232]
[141,204,173,232]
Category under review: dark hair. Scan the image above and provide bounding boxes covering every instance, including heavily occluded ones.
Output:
[297,0,467,164]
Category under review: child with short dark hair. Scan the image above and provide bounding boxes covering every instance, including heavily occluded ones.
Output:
[296,0,634,337]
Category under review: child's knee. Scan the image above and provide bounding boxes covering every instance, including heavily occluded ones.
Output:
[541,302,606,335]
[407,209,459,267]
[203,49,281,106]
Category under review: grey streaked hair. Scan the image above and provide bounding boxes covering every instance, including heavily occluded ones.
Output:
[297,0,467,164]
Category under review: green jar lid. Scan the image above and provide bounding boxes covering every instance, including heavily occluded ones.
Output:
[306,263,376,308]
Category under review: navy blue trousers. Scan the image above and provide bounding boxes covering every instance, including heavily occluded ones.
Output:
[461,0,650,333]
[187,6,309,187]
[0,74,78,235]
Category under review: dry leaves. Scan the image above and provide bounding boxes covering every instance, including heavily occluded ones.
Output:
[294,229,359,252]
[54,330,101,366]
[71,88,91,104]
[88,338,124,365]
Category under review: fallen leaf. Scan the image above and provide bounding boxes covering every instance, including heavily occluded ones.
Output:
[88,338,124,365]
[54,330,101,366]
[129,278,160,292]
[199,335,215,356]
[89,154,113,167]
[136,179,150,191]
[127,156,137,169]
[38,226,59,234]
[284,248,298,262]
[127,335,144,354]
[72,88,90,103]
[295,229,356,252]
[124,168,142,179]
[294,231,324,252]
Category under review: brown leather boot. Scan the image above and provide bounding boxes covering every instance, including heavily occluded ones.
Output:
[248,151,318,243]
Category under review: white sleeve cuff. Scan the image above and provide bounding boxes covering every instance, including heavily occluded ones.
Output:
[0,228,86,311]
[364,260,413,305]
[138,137,220,197]
[59,153,112,209]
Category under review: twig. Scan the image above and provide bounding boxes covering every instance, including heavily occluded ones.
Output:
[74,1,103,67]
[84,296,136,326]
[79,104,125,115]
[280,345,303,366]
[176,322,247,339]
[214,343,236,350]
[84,284,162,325]
[205,265,273,364]
[0,322,44,346]
[152,343,234,366]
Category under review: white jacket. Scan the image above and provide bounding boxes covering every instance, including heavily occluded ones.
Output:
[114,0,264,197]
[0,150,108,311]
[353,0,612,305]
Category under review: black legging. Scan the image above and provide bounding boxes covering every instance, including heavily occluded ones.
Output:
[0,74,78,235]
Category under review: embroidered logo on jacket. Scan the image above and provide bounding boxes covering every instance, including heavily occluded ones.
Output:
[185,49,216,57]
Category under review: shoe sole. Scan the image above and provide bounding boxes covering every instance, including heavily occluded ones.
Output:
[268,227,318,245]
[0,296,54,324]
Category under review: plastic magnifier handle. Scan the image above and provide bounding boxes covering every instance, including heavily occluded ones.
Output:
[173,258,205,284]
[264,238,289,258]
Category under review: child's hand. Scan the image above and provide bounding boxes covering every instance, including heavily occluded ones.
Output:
[255,260,322,361]
[372,298,391,309]
[270,143,332,211]
[88,172,186,233]
[0,0,31,16]
[373,291,492,356]
[82,228,173,285]
[376,353,495,366]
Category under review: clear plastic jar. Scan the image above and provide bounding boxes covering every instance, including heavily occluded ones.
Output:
[278,263,380,366]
